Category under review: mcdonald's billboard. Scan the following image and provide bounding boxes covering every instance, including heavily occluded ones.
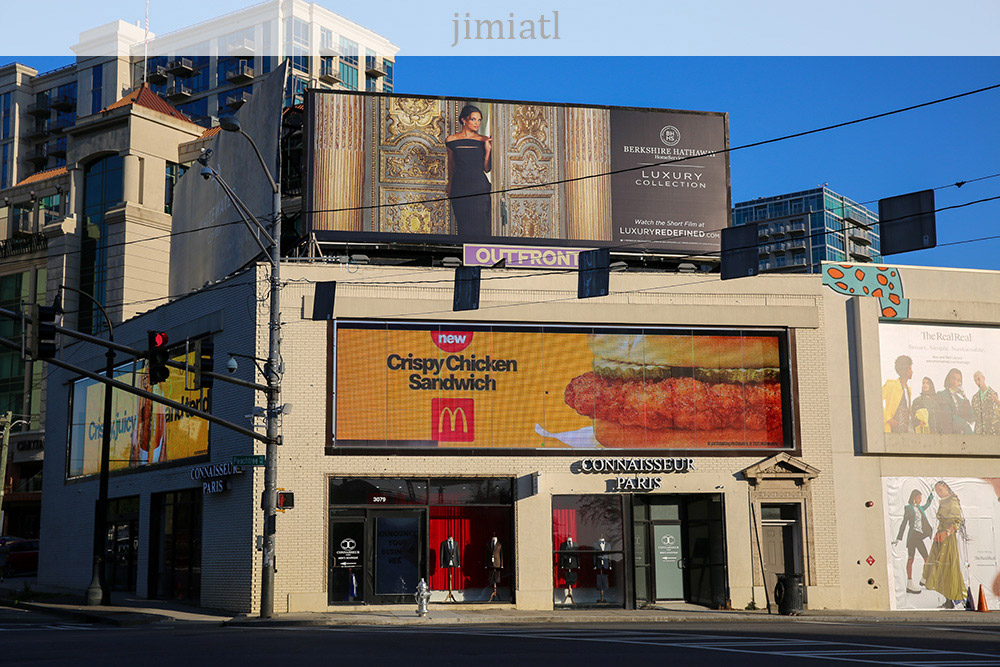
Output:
[332,321,794,451]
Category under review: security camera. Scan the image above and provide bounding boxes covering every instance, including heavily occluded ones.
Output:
[227,356,238,373]
[200,166,213,181]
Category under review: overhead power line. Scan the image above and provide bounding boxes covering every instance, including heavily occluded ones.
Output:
[300,82,1000,215]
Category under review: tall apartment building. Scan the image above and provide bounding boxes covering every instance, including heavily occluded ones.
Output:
[732,186,882,274]
[0,0,398,538]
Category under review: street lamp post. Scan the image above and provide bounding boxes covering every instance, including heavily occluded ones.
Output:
[208,115,282,618]
[57,285,116,606]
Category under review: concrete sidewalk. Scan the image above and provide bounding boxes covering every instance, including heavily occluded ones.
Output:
[4,577,1000,628]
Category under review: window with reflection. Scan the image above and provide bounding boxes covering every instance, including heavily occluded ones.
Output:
[79,154,123,333]
[552,495,625,607]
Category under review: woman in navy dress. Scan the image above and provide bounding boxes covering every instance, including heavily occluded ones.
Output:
[445,104,492,238]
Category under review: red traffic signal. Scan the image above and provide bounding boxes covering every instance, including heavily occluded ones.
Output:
[147,330,171,385]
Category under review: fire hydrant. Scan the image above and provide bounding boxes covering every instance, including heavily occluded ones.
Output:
[415,578,430,617]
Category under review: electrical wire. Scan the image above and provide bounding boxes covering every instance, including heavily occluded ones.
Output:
[272,193,1000,291]
[299,82,1000,215]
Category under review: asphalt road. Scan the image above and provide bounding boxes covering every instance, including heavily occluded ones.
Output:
[3,615,1000,666]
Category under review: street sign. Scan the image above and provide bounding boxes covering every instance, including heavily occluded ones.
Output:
[233,455,266,467]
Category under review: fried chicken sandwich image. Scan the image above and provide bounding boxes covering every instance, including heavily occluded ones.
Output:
[564,333,785,448]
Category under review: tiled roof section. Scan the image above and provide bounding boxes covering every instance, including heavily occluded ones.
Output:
[16,166,68,186]
[103,83,194,124]
[198,126,222,139]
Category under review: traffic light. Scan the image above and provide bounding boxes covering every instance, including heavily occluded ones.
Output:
[453,266,481,311]
[578,248,610,298]
[277,491,295,510]
[147,330,170,385]
[193,339,214,390]
[29,304,58,360]
[720,223,760,281]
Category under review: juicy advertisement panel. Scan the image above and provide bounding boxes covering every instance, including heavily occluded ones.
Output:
[332,322,792,451]
[67,352,210,478]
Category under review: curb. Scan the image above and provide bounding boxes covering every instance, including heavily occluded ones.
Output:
[0,598,170,626]
[223,611,1000,628]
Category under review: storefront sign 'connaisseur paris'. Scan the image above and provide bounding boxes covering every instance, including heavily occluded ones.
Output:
[575,457,696,492]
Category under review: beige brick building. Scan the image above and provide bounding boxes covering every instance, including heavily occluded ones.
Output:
[37,259,1000,614]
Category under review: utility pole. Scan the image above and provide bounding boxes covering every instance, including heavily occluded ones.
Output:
[202,110,282,618]
[52,285,117,607]
[0,412,11,534]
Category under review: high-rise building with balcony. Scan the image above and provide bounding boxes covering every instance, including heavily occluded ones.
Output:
[0,0,397,539]
[733,186,882,274]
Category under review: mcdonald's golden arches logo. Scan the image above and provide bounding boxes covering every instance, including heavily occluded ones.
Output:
[431,398,475,442]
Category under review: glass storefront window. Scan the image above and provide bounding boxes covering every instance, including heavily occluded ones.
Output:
[552,495,624,606]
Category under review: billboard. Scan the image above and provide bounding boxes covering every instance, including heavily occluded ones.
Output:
[67,352,210,478]
[883,477,1000,610]
[307,92,730,254]
[879,322,1000,436]
[169,63,286,296]
[332,322,791,451]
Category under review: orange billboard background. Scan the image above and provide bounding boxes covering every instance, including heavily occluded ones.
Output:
[333,323,791,450]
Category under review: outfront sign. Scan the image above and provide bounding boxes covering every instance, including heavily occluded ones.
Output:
[463,244,586,269]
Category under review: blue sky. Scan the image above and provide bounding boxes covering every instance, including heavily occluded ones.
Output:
[2,2,998,269]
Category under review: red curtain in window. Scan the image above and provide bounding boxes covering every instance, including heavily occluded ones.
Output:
[429,506,510,591]
[552,508,578,588]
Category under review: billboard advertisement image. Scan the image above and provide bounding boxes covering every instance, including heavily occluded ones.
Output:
[879,322,1000,436]
[883,477,1000,610]
[307,92,730,255]
[67,352,210,478]
[332,322,791,451]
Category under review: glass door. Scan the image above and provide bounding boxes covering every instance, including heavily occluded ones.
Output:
[684,494,728,608]
[371,510,425,602]
[632,499,652,607]
[652,523,684,600]
[329,518,366,604]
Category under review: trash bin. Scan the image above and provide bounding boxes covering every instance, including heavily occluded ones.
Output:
[774,572,804,615]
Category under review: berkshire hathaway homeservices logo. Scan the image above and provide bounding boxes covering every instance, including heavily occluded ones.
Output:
[431,331,474,352]
[432,398,475,442]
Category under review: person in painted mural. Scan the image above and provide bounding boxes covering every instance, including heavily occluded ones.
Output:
[920,481,968,608]
[936,369,974,435]
[445,104,492,239]
[892,489,934,593]
[882,355,913,433]
[911,378,944,434]
[972,371,1000,435]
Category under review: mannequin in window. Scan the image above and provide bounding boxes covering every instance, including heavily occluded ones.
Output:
[440,537,461,568]
[558,536,579,603]
[594,536,611,603]
[439,536,461,602]
[487,536,503,601]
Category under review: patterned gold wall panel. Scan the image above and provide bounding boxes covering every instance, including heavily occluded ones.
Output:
[311,94,365,231]
[374,97,449,234]
[563,107,612,241]
[495,103,560,239]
